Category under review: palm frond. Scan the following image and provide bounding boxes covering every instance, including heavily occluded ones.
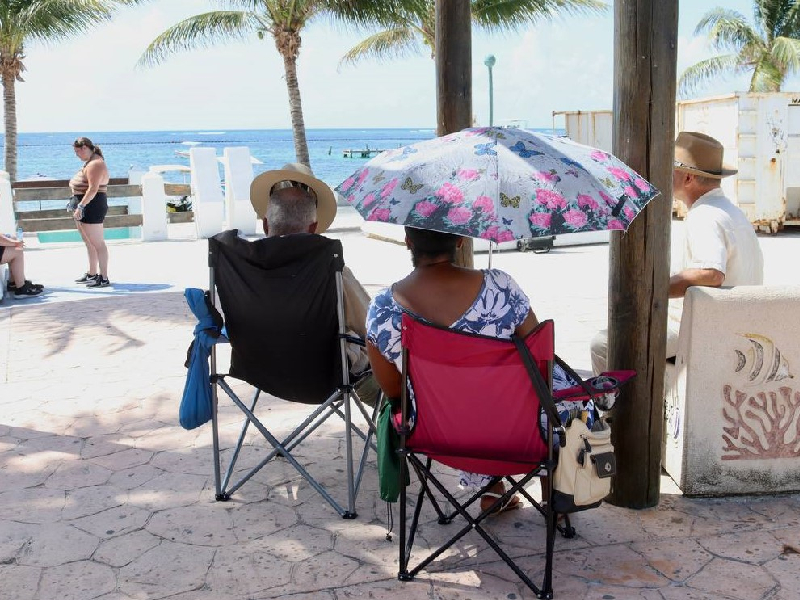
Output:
[779,0,800,37]
[338,27,422,68]
[695,7,762,54]
[750,56,783,91]
[678,54,742,98]
[472,0,607,30]
[320,0,429,27]
[754,0,796,39]
[137,11,260,68]
[771,34,800,73]
[17,0,117,42]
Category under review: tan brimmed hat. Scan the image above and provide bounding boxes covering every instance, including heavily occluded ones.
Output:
[674,131,737,178]
[250,162,337,233]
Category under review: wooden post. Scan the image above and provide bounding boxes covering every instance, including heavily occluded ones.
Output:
[607,0,678,508]
[435,0,473,268]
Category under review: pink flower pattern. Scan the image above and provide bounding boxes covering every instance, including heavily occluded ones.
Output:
[536,189,567,210]
[563,210,588,229]
[380,179,399,197]
[436,182,464,204]
[472,195,495,214]
[413,200,438,217]
[458,169,480,181]
[577,194,600,211]
[608,167,631,181]
[334,127,659,241]
[447,206,472,225]
[533,170,560,184]
[529,212,552,230]
[369,207,391,222]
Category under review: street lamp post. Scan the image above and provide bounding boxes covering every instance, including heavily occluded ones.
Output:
[484,54,496,126]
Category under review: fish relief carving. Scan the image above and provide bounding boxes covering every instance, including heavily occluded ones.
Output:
[734,333,793,387]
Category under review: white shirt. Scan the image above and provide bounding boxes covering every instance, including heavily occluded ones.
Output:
[669,187,764,327]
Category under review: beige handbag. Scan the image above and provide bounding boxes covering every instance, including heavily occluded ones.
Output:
[552,418,615,513]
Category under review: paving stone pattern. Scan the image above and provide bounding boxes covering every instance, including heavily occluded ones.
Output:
[2,225,800,599]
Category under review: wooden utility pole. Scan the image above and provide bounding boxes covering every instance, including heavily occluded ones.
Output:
[435,0,473,268]
[607,0,678,508]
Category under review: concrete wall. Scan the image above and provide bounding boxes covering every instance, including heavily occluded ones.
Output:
[664,285,800,495]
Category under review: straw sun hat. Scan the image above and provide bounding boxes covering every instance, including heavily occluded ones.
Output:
[674,131,738,179]
[250,162,337,233]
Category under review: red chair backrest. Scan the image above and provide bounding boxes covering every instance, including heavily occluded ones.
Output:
[400,313,554,476]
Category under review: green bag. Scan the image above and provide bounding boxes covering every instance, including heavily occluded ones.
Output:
[377,397,409,502]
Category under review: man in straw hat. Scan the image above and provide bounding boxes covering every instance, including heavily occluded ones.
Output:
[250,163,378,405]
[590,132,763,374]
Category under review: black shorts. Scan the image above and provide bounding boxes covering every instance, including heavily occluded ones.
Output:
[0,246,4,261]
[73,192,108,225]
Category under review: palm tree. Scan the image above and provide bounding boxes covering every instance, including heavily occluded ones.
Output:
[139,0,423,167]
[679,1,800,97]
[0,0,125,182]
[338,0,607,66]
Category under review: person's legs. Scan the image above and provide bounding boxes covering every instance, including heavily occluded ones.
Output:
[1,247,25,287]
[76,221,99,276]
[665,319,680,360]
[592,321,680,375]
[479,478,521,514]
[590,329,608,375]
[83,223,108,280]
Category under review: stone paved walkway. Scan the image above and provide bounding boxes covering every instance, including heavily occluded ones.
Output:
[2,218,800,599]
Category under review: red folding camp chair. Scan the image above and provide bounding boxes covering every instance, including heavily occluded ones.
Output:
[397,313,571,599]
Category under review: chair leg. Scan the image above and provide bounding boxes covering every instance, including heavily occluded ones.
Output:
[220,387,261,494]
[343,389,357,519]
[400,453,549,596]
[398,448,411,581]
[210,377,227,501]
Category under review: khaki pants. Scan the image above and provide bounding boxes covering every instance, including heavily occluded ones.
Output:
[590,320,680,375]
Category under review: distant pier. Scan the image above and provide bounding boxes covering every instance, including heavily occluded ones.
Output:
[342,147,384,158]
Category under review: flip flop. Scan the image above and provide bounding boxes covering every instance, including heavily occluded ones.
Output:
[481,492,522,516]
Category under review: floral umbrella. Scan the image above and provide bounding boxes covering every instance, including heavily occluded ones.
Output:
[336,127,660,242]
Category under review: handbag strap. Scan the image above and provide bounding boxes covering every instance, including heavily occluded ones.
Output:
[554,354,600,399]
[511,335,562,427]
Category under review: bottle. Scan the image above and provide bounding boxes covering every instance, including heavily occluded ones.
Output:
[16,224,23,242]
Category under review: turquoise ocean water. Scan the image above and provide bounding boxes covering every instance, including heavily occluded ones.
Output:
[15,128,444,188]
[15,127,563,189]
[13,127,563,234]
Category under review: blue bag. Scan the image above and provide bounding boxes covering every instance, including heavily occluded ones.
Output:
[180,288,223,430]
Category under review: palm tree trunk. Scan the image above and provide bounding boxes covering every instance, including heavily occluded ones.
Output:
[282,54,310,168]
[2,70,17,182]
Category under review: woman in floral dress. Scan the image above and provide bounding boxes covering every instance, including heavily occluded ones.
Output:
[366,226,543,513]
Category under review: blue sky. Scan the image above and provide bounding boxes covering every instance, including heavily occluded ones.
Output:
[16,0,795,132]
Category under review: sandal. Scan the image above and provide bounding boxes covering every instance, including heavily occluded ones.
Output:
[481,491,522,516]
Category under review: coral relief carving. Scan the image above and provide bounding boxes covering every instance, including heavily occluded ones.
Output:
[722,385,800,460]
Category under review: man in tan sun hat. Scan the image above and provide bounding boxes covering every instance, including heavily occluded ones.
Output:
[249,163,378,405]
[590,132,763,373]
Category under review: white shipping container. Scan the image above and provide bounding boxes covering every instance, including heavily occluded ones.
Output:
[554,93,800,232]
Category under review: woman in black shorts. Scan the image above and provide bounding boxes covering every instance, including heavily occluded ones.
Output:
[69,137,110,287]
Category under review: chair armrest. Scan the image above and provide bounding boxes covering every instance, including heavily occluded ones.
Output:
[340,333,366,347]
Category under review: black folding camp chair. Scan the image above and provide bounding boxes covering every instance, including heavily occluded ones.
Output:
[396,314,575,599]
[207,230,377,518]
